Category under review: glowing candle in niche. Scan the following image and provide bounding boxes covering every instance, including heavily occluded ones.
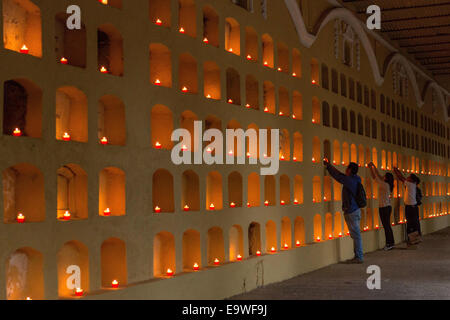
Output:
[20,45,29,54]
[338,232,343,238]
[100,137,108,145]
[263,61,269,66]
[181,145,188,151]
[346,231,350,236]
[228,150,233,156]
[26,297,32,300]
[264,200,269,207]
[16,213,25,223]
[292,72,297,77]
[296,241,301,247]
[155,141,162,149]
[155,18,162,25]
[63,211,71,221]
[277,67,282,72]
[214,258,220,265]
[228,48,233,52]
[280,200,285,205]
[166,268,174,276]
[111,280,119,288]
[247,202,251,208]
[100,66,108,73]
[99,0,108,4]
[279,111,284,116]
[293,156,297,162]
[60,57,68,64]
[270,247,276,253]
[206,94,212,99]
[103,208,111,216]
[230,202,236,208]
[237,254,242,261]
[264,107,269,113]
[183,205,190,212]
[203,37,209,43]
[179,27,185,33]
[284,243,289,249]
[155,206,161,213]
[245,104,251,108]
[13,128,22,137]
[154,79,161,86]
[312,118,316,123]
[292,114,296,119]
[328,234,333,240]
[311,79,317,85]
[209,203,215,210]
[228,99,233,104]
[293,199,299,205]
[256,250,261,256]
[246,55,252,60]
[316,236,321,242]
[62,132,71,141]
[181,86,188,93]
[75,288,84,297]
[193,263,199,271]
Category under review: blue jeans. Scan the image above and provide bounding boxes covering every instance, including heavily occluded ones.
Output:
[344,209,363,261]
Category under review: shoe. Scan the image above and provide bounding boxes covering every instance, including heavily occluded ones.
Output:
[344,258,364,264]
[406,242,418,250]
[383,245,394,251]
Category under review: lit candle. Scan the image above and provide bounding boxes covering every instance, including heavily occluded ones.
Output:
[155,206,161,213]
[203,37,209,43]
[13,128,22,137]
[263,61,269,67]
[245,104,251,108]
[166,268,174,276]
[328,234,333,240]
[99,0,108,4]
[280,155,285,161]
[279,111,284,116]
[181,145,188,151]
[346,231,350,236]
[154,79,161,86]
[296,240,301,247]
[181,86,188,93]
[256,250,261,256]
[293,199,299,205]
[312,79,317,85]
[293,156,297,162]
[214,258,220,265]
[264,107,269,113]
[246,55,252,60]
[63,211,71,221]
[230,202,236,208]
[62,132,71,141]
[312,118,316,123]
[237,254,242,261]
[16,213,25,224]
[103,208,111,216]
[338,232,343,237]
[391,222,395,226]
[292,114,296,119]
[20,45,29,54]
[206,94,212,99]
[247,202,251,208]
[228,48,233,52]
[193,263,199,271]
[312,157,316,163]
[292,72,297,77]
[179,27,185,33]
[155,141,162,149]
[155,18,162,25]
[209,203,215,210]
[60,57,68,64]
[183,205,190,212]
[284,243,289,249]
[280,200,285,205]
[100,137,108,145]
[75,288,84,297]
[100,66,108,73]
[111,280,119,288]
[270,247,276,253]
[228,99,233,104]
[264,200,269,207]
[316,236,321,242]
[26,297,32,300]
[277,67,282,72]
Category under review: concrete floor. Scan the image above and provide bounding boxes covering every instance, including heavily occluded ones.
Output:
[231,227,450,300]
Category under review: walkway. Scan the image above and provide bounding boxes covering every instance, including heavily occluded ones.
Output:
[231,227,450,300]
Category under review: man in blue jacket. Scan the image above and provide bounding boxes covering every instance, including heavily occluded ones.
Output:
[324,158,364,264]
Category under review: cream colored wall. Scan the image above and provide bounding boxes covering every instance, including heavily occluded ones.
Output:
[0,0,449,300]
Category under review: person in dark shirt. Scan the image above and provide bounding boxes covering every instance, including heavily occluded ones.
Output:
[324,158,363,263]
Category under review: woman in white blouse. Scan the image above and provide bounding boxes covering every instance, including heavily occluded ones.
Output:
[368,162,395,251]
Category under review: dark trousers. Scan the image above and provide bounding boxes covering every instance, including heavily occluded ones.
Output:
[405,205,420,235]
[379,206,394,246]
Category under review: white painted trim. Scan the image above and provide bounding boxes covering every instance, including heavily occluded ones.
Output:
[284,0,449,120]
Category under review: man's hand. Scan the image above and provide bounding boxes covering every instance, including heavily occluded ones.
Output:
[323,158,330,166]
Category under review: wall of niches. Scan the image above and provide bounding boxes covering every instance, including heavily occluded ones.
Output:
[0,0,449,300]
